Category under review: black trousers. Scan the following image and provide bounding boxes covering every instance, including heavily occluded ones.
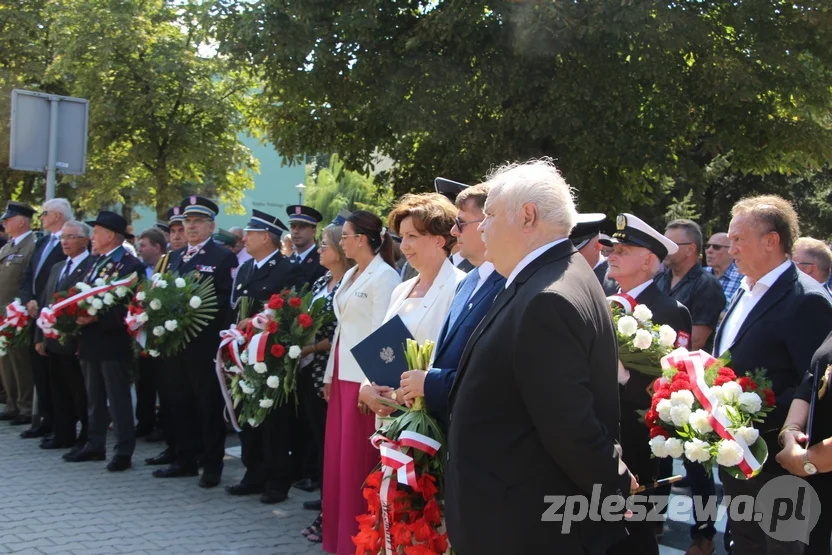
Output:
[298,370,327,488]
[80,358,136,457]
[48,353,87,446]
[239,401,294,494]
[154,358,177,449]
[135,356,157,432]
[31,346,53,428]
[168,347,225,474]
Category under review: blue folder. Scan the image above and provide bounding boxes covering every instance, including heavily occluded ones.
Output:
[350,315,414,388]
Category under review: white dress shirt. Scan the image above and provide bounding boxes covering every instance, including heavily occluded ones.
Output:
[12,230,32,246]
[622,278,653,299]
[61,251,90,281]
[254,249,281,269]
[505,238,568,288]
[451,252,466,267]
[471,261,496,297]
[716,259,792,356]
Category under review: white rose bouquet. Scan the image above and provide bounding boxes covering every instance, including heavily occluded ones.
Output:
[125,271,217,357]
[645,348,774,479]
[608,295,681,377]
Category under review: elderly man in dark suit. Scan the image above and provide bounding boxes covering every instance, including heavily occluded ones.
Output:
[19,198,73,440]
[445,159,635,555]
[35,220,94,454]
[713,195,832,555]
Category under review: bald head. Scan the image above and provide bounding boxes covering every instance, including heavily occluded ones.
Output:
[228,226,245,254]
[705,232,733,275]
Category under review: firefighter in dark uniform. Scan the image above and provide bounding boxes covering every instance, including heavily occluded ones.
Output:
[224,209,305,503]
[152,196,238,488]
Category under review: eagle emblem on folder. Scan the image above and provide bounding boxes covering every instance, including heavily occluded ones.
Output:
[379,347,395,364]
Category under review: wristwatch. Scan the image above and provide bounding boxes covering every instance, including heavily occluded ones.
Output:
[803,451,818,475]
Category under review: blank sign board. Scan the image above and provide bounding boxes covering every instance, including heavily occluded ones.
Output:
[9,89,89,175]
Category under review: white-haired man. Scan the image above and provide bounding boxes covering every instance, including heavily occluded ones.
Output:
[445,159,636,555]
[19,198,73,440]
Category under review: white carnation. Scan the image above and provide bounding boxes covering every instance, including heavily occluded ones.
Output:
[657,399,673,423]
[670,404,692,427]
[156,280,168,289]
[151,273,162,281]
[684,439,712,463]
[658,325,677,348]
[239,381,254,394]
[86,307,98,316]
[735,426,759,446]
[247,418,257,427]
[649,436,668,458]
[633,304,653,323]
[738,392,762,414]
[259,398,274,409]
[716,439,745,467]
[149,299,162,311]
[689,409,714,434]
[137,312,149,324]
[94,278,106,287]
[115,286,129,298]
[148,349,160,358]
[288,345,302,359]
[670,389,695,408]
[721,381,742,403]
[617,315,638,337]
[240,350,249,364]
[710,384,726,403]
[189,296,202,309]
[164,319,178,332]
[175,277,187,288]
[253,362,268,374]
[103,293,115,306]
[664,438,684,459]
[632,329,653,350]
[136,291,146,302]
[266,375,280,389]
[91,298,103,310]
[152,326,165,337]
[76,282,91,292]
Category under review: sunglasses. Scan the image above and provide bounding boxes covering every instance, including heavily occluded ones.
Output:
[455,217,484,230]
[705,243,729,250]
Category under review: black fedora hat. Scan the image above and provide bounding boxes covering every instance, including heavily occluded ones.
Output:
[86,211,134,239]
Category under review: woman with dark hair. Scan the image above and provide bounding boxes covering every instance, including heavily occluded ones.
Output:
[321,210,400,554]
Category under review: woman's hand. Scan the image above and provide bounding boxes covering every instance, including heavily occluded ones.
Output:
[776,432,810,477]
[323,383,331,402]
[358,382,395,417]
[400,370,427,402]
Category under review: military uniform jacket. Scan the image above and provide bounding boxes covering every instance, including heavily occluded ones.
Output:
[0,233,36,307]
[230,252,305,323]
[78,246,145,361]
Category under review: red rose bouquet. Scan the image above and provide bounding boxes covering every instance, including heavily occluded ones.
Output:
[645,348,773,479]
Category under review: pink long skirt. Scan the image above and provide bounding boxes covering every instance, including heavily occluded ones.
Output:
[322,345,380,554]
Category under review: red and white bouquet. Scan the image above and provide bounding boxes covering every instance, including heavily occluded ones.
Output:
[644,348,774,479]
[608,293,685,376]
[0,299,33,356]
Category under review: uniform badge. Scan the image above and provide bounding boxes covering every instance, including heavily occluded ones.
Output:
[295,206,302,215]
[173,206,180,215]
[190,196,197,205]
[269,259,276,266]
[379,347,395,364]
[675,331,691,349]
[616,214,627,230]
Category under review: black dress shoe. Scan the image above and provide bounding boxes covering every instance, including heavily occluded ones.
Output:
[63,448,106,462]
[62,444,84,460]
[292,478,320,492]
[303,499,322,511]
[153,464,199,478]
[0,412,17,421]
[199,473,221,488]
[260,491,288,504]
[20,425,51,439]
[144,449,176,466]
[40,438,74,450]
[10,415,32,426]
[225,482,265,496]
[107,456,132,472]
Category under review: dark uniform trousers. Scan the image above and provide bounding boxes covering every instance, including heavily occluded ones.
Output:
[81,359,135,457]
[49,353,88,447]
[239,402,294,493]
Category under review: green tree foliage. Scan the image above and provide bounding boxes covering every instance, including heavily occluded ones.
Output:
[0,0,258,220]
[212,0,832,228]
[305,154,394,224]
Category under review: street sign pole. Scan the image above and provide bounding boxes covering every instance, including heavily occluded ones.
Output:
[45,97,60,200]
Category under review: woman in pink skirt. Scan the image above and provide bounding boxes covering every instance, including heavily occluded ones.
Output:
[322,210,400,554]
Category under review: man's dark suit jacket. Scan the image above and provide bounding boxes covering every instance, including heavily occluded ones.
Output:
[422,268,504,428]
[36,255,95,355]
[78,247,145,361]
[713,263,832,473]
[230,253,305,320]
[294,247,327,289]
[19,234,65,306]
[446,240,630,555]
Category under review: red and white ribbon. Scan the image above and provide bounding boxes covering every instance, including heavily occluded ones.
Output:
[125,308,147,348]
[4,299,29,329]
[37,273,138,339]
[215,325,246,432]
[371,431,442,554]
[661,348,762,478]
[607,292,637,314]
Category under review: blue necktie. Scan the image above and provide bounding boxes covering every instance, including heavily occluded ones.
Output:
[446,267,479,331]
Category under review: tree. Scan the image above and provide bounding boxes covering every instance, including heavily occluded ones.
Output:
[212,0,832,227]
[305,154,394,224]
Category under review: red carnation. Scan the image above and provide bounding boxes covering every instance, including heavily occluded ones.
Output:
[713,375,734,387]
[66,304,78,317]
[654,388,672,401]
[763,387,776,407]
[270,344,286,358]
[289,297,302,308]
[266,320,278,334]
[672,371,690,383]
[280,289,292,297]
[298,313,313,328]
[717,367,737,380]
[645,409,659,426]
[267,295,284,310]
[737,376,758,392]
[650,426,670,439]
[670,380,692,393]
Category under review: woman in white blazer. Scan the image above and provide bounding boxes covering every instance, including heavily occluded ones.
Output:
[320,211,400,555]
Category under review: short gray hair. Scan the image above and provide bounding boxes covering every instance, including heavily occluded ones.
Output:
[42,198,73,221]
[483,158,577,236]
[795,237,832,281]
[268,232,282,248]
[64,220,91,238]
[666,219,703,254]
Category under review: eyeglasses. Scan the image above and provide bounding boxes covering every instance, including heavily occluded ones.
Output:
[674,242,694,246]
[705,243,729,250]
[454,217,484,230]
[61,234,85,240]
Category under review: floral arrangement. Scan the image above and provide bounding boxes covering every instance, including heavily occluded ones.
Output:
[226,288,333,427]
[125,272,217,358]
[645,348,773,479]
[0,299,33,356]
[354,339,450,555]
[36,273,138,343]
[608,293,681,377]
